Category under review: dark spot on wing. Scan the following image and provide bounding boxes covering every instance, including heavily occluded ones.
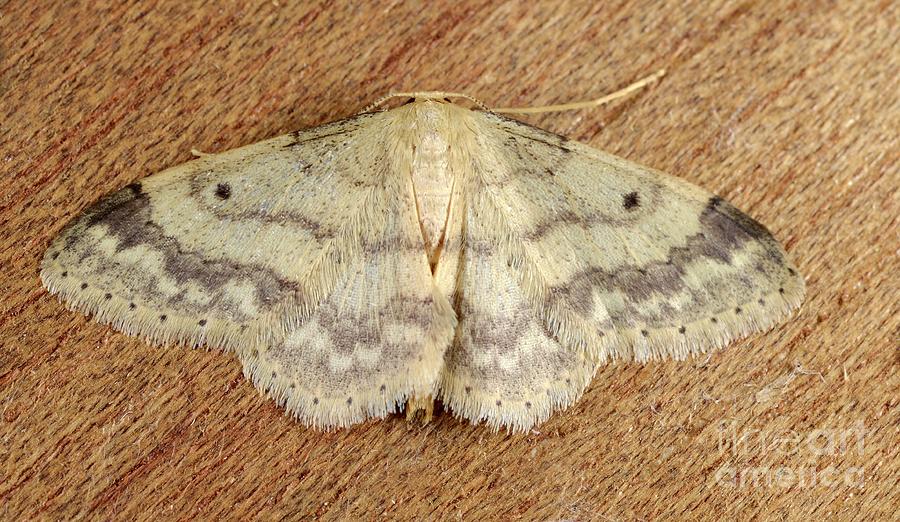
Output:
[623,191,640,210]
[214,183,231,200]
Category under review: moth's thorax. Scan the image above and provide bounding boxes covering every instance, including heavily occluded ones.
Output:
[406,102,461,269]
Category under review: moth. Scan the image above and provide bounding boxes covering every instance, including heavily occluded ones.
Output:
[41,75,805,431]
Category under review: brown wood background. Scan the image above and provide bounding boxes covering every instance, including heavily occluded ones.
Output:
[1,1,897,520]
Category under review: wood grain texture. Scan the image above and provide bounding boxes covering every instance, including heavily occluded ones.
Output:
[1,1,896,520]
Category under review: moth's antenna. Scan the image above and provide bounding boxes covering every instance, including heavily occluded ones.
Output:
[492,69,666,114]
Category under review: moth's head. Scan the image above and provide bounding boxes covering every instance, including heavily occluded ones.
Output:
[367,91,488,112]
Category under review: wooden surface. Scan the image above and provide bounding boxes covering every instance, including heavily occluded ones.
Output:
[1,1,897,520]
